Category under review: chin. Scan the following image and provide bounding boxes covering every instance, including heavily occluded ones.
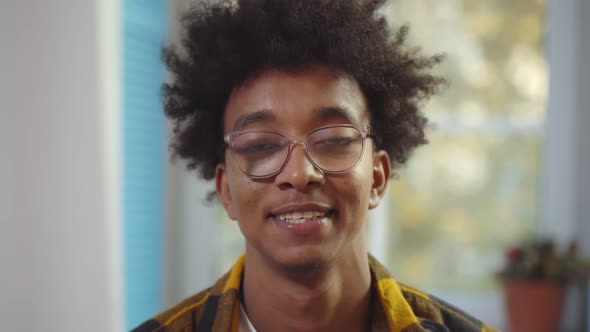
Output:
[270,246,339,274]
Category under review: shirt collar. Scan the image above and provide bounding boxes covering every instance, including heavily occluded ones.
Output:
[223,254,422,332]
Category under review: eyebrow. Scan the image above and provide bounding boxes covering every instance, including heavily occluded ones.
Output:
[232,109,276,131]
[231,106,359,131]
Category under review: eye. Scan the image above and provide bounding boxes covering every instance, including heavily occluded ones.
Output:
[234,142,283,154]
[309,127,362,148]
[315,137,357,145]
[232,132,288,156]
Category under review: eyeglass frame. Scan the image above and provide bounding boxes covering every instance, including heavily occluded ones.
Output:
[223,124,374,178]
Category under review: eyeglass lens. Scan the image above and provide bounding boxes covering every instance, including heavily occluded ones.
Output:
[230,126,364,177]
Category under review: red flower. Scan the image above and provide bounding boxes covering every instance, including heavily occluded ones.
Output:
[507,247,524,262]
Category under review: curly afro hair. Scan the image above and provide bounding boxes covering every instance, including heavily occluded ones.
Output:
[162,0,444,181]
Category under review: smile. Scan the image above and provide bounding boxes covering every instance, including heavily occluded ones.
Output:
[274,211,329,224]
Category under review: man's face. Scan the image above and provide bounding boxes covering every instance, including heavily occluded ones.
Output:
[215,65,390,271]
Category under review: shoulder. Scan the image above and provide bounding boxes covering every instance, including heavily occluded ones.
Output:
[398,283,497,332]
[131,287,213,332]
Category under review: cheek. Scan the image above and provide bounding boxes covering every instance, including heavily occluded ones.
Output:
[351,160,374,191]
[351,162,376,208]
[227,169,264,217]
[338,170,372,207]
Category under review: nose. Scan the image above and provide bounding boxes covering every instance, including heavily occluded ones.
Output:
[274,144,325,191]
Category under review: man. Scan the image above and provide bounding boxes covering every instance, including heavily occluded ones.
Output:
[134,0,497,331]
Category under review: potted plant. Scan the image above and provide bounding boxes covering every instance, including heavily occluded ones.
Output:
[497,239,590,332]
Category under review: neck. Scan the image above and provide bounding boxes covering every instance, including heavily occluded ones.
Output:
[242,238,372,332]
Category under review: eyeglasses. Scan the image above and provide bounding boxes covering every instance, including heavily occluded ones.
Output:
[224,125,373,178]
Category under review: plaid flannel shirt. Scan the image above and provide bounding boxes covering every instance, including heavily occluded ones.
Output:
[133,255,497,332]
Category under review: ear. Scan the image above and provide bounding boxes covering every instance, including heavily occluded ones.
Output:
[215,163,237,220]
[368,150,391,209]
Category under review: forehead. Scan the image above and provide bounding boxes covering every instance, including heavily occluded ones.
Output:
[223,65,369,132]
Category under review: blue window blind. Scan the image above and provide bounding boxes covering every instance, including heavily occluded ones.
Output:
[122,1,167,329]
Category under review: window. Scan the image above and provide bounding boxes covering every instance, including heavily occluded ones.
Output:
[379,0,547,291]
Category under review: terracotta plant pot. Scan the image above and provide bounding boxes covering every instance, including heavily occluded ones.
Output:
[502,280,566,332]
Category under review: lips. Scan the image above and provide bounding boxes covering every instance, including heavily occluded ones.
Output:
[269,203,334,226]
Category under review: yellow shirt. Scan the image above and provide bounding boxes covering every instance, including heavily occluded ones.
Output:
[132,254,497,332]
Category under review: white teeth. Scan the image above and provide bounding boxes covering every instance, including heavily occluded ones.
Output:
[275,211,327,223]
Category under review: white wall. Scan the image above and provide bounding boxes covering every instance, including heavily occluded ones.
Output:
[0,3,31,330]
[576,1,590,329]
[1,1,123,331]
[575,0,590,259]
[542,0,590,330]
[542,0,590,273]
[543,0,590,255]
